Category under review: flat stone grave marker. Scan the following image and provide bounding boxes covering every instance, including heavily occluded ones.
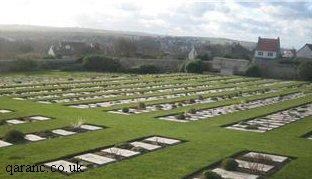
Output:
[212,168,259,179]
[79,124,102,131]
[102,147,140,157]
[0,109,12,113]
[0,140,13,148]
[144,136,181,145]
[6,119,26,124]
[29,116,51,121]
[75,153,115,165]
[24,134,46,141]
[52,129,76,136]
[130,141,161,151]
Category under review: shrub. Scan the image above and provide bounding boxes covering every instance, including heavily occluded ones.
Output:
[122,107,129,113]
[136,65,160,74]
[299,61,312,81]
[180,59,204,73]
[3,130,26,143]
[202,170,223,179]
[245,65,262,77]
[188,108,197,114]
[155,105,163,110]
[137,102,146,110]
[177,103,183,107]
[221,158,238,171]
[188,99,196,104]
[0,120,6,126]
[175,114,186,120]
[82,55,122,72]
[171,104,177,109]
[198,95,204,100]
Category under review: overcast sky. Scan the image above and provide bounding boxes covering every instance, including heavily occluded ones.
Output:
[0,0,311,48]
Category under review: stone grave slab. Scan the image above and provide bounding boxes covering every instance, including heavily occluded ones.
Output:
[6,119,26,124]
[75,153,115,165]
[101,147,140,157]
[212,168,259,179]
[145,136,181,145]
[0,140,13,148]
[130,141,161,151]
[24,134,46,141]
[52,129,76,136]
[79,124,102,131]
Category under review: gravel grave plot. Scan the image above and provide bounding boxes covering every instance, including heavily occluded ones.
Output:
[0,124,105,148]
[185,151,292,179]
[158,93,306,123]
[3,115,52,125]
[2,76,243,102]
[109,89,278,115]
[39,136,183,175]
[0,109,13,113]
[226,103,312,133]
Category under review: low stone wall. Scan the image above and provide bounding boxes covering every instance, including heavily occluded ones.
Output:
[0,59,77,72]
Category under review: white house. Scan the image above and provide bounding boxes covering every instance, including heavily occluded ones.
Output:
[297,44,312,59]
[254,37,280,59]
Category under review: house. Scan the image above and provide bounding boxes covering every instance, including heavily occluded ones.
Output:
[48,41,101,58]
[254,37,280,59]
[297,44,312,59]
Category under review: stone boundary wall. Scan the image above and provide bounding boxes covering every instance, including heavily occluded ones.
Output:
[254,60,299,80]
[0,59,77,72]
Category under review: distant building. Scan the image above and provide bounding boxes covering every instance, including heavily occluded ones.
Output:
[48,41,100,58]
[297,44,312,59]
[282,49,296,58]
[254,37,281,59]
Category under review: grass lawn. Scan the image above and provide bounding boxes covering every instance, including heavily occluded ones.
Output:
[0,71,311,178]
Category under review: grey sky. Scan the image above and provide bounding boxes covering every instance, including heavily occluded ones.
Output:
[0,0,311,48]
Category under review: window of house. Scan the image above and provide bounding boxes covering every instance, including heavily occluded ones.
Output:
[257,51,263,56]
[268,52,273,56]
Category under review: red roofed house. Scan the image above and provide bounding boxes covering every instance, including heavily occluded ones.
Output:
[254,37,281,59]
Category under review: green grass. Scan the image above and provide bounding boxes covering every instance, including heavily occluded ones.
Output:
[0,71,311,178]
